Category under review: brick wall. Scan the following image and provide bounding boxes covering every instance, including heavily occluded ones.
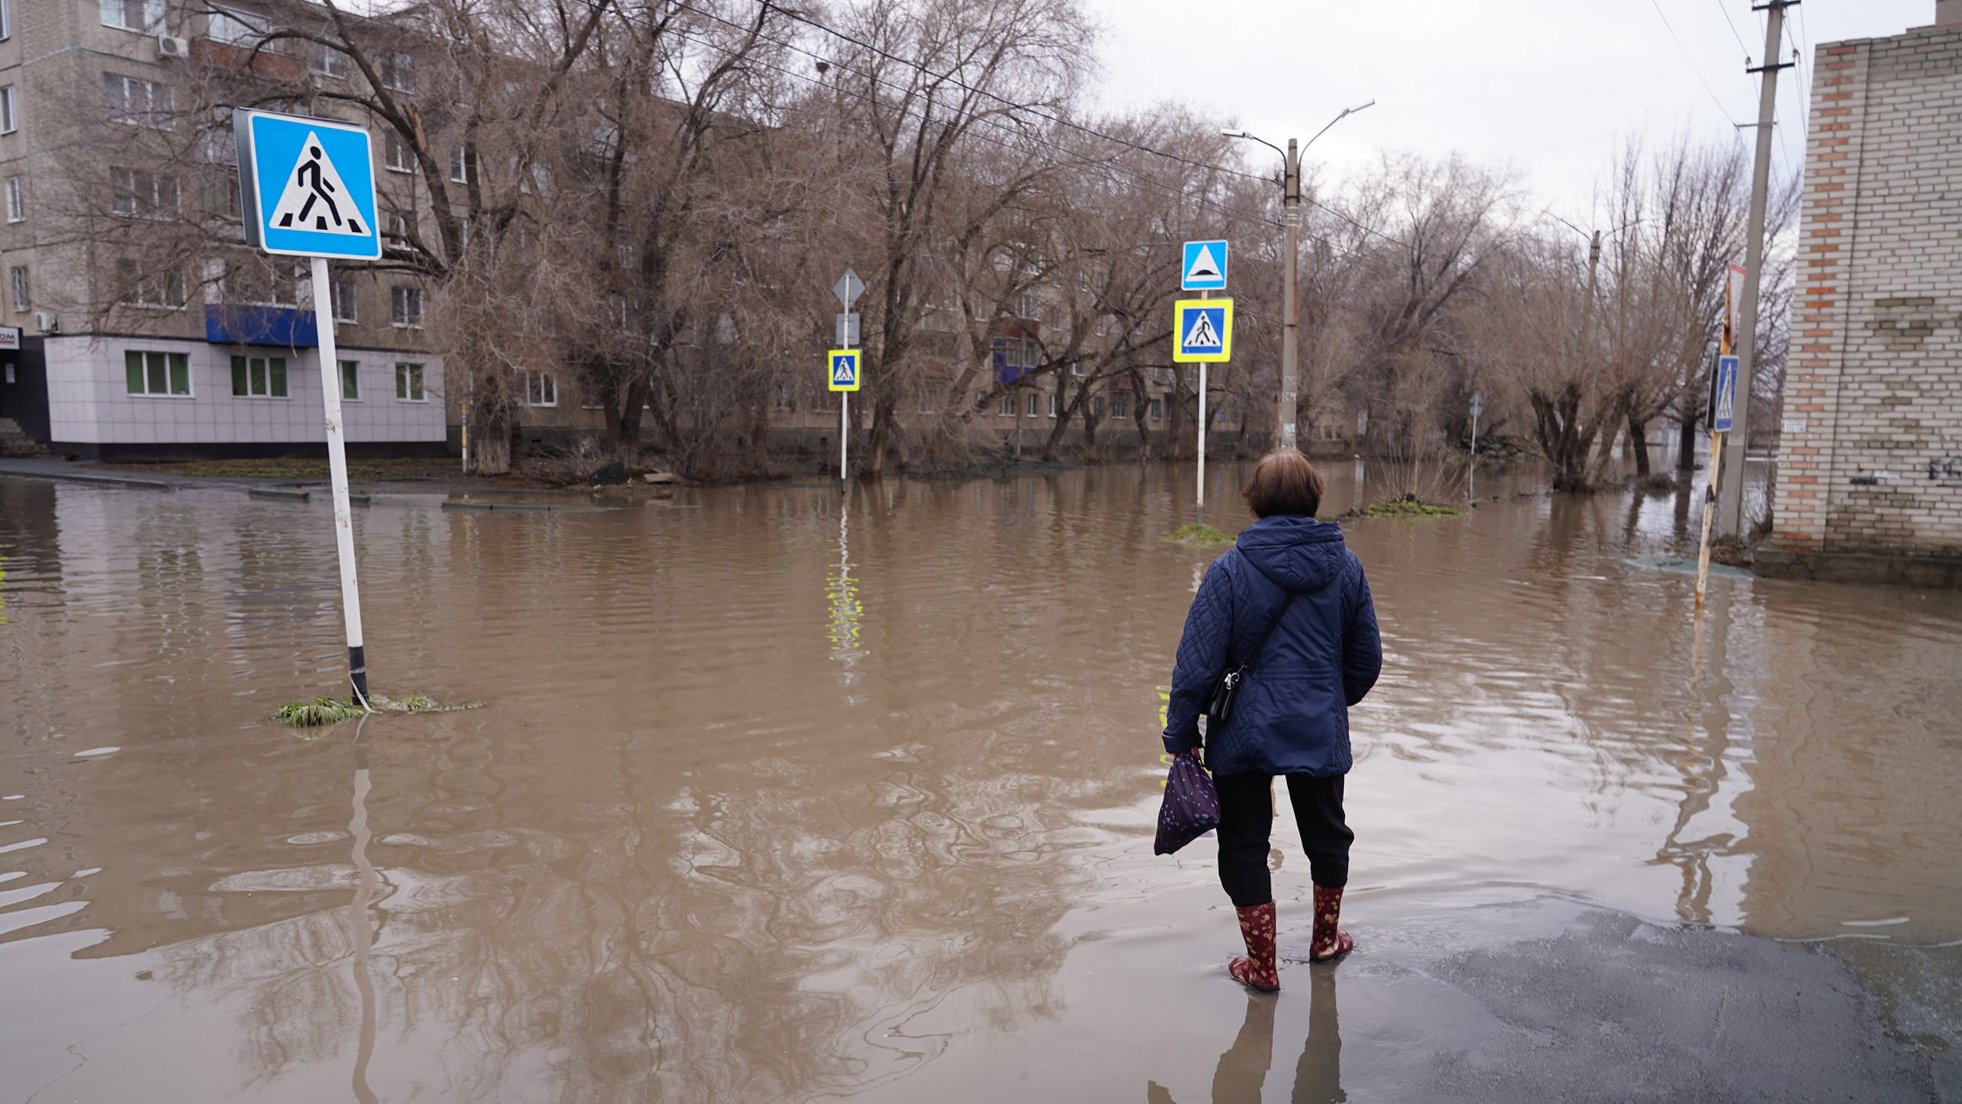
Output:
[1769,26,1962,560]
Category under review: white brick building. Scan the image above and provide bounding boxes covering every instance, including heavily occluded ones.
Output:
[1765,4,1962,584]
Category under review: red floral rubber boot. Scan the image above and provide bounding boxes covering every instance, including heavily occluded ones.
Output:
[1310,884,1354,962]
[1228,902,1280,992]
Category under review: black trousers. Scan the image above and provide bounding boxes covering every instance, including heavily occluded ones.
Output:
[1215,772,1352,907]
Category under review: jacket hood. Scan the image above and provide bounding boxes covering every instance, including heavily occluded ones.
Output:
[1236,514,1348,593]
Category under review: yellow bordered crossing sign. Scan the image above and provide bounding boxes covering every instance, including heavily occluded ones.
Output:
[828,348,861,392]
[1173,298,1234,363]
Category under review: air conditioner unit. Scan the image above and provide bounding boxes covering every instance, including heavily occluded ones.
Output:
[157,35,190,60]
[32,311,58,334]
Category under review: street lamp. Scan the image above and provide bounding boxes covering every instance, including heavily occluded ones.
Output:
[1226,100,1373,452]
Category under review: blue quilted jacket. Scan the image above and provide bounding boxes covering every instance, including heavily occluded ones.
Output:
[1162,514,1381,777]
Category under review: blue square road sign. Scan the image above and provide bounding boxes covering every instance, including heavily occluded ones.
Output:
[235,109,382,260]
[1173,298,1234,363]
[1181,240,1229,291]
[1710,354,1739,433]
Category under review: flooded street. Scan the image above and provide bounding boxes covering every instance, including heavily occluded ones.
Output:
[2,462,1960,1102]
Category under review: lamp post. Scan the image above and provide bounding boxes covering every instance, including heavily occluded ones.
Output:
[1226,101,1373,452]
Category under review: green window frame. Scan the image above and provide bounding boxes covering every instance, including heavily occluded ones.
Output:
[339,359,360,401]
[230,354,287,398]
[124,349,189,396]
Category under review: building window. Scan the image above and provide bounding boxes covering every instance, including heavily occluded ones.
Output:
[111,167,179,218]
[449,146,470,184]
[998,393,1015,416]
[207,8,265,46]
[395,362,425,401]
[1150,398,1163,421]
[1070,360,1085,377]
[307,41,346,79]
[5,176,21,222]
[380,52,415,94]
[524,371,556,407]
[100,0,164,31]
[1093,396,1105,417]
[1049,393,1058,418]
[197,169,239,218]
[230,354,288,398]
[0,0,11,41]
[104,73,172,128]
[390,285,422,328]
[0,85,15,135]
[384,212,412,247]
[7,265,25,311]
[1113,394,1131,420]
[384,133,413,173]
[331,277,356,323]
[125,350,190,397]
[1027,392,1040,417]
[117,260,186,308]
[338,359,360,401]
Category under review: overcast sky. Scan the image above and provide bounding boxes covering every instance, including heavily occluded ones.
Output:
[1077,0,1934,222]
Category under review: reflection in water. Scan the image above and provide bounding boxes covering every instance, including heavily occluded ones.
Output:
[0,463,1958,1101]
[346,717,379,1104]
[1146,969,1344,1104]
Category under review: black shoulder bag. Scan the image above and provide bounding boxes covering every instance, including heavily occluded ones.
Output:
[1203,590,1298,725]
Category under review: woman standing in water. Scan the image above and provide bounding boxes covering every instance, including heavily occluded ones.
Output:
[1163,449,1382,991]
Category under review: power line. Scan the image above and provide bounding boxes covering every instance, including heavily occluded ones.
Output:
[1648,0,1749,146]
[1713,0,1751,57]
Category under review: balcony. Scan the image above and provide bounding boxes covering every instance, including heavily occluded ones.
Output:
[191,37,308,82]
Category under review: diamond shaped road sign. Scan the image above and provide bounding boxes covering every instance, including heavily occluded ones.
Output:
[834,267,864,308]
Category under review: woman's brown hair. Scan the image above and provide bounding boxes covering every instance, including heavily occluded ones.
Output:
[1242,449,1325,519]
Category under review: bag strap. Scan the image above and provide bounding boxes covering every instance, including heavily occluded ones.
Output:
[1226,588,1298,676]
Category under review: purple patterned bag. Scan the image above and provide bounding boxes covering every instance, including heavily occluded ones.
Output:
[1155,753,1222,855]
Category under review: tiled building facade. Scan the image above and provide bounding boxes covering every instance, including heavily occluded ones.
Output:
[0,0,445,459]
[1765,8,1962,581]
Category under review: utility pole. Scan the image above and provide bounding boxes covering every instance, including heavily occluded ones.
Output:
[1278,138,1302,450]
[1717,0,1796,538]
[1224,101,1372,452]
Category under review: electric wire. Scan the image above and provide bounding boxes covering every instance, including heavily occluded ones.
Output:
[1648,0,1750,147]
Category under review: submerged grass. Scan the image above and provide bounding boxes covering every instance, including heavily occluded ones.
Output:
[274,693,483,728]
[1164,522,1234,546]
[1349,498,1464,520]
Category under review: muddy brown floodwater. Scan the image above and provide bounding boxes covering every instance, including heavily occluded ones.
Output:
[1,462,1959,1102]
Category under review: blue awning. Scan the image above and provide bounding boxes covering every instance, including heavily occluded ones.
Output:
[205,305,318,348]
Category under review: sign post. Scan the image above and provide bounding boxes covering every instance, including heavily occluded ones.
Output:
[1468,390,1484,500]
[832,268,864,492]
[235,108,382,704]
[1178,241,1231,519]
[1695,354,1739,609]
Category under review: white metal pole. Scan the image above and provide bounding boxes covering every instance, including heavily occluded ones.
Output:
[1197,363,1209,517]
[840,391,849,490]
[310,255,369,704]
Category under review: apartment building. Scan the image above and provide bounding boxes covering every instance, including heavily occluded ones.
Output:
[0,0,445,459]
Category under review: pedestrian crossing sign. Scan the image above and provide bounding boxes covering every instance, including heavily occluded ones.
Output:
[828,349,861,392]
[1710,354,1739,432]
[234,108,381,260]
[1173,298,1234,363]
